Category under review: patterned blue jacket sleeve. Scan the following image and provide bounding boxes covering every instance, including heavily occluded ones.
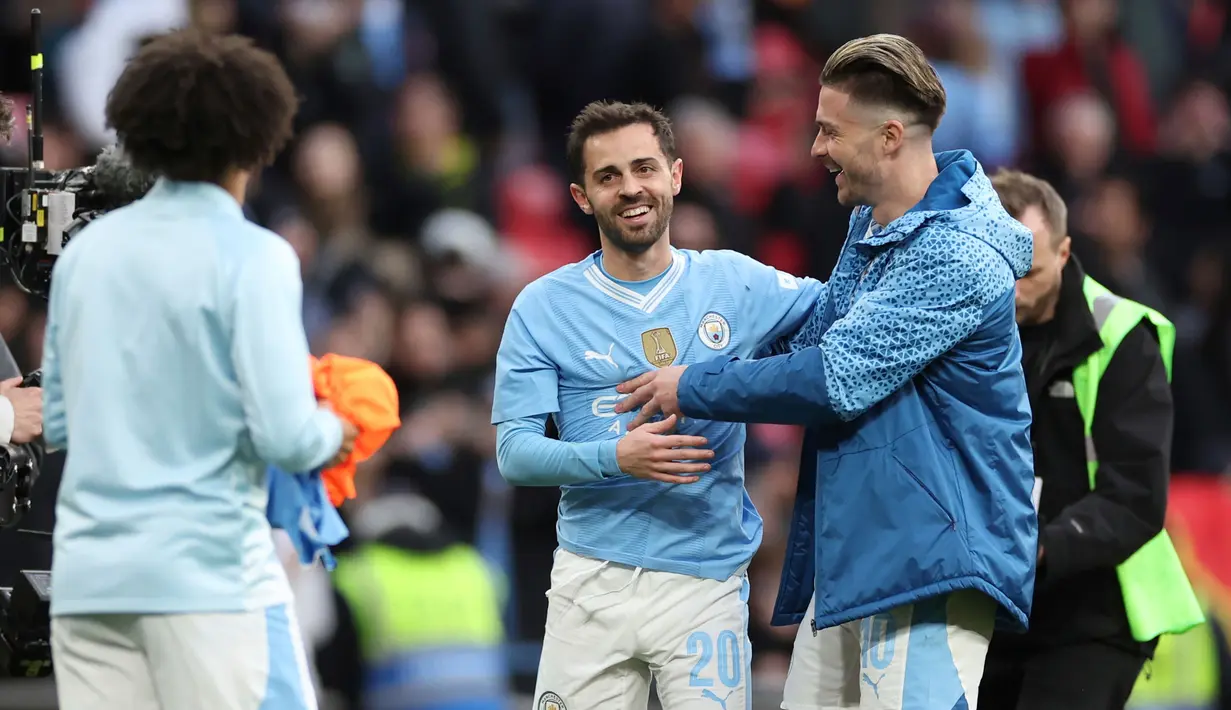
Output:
[767,295,830,356]
[678,230,1009,424]
[819,232,1006,419]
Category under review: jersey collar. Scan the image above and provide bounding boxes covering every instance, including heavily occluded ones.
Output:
[584,249,686,314]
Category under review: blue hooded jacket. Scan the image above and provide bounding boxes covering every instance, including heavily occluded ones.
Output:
[677,151,1038,630]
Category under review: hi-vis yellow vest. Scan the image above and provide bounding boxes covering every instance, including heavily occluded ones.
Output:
[1071,276,1205,642]
[1127,601,1221,708]
[333,543,504,662]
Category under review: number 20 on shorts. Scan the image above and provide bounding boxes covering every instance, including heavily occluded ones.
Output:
[687,630,742,688]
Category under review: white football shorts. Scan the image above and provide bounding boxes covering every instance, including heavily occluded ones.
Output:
[52,603,316,710]
[533,548,752,710]
[781,589,995,710]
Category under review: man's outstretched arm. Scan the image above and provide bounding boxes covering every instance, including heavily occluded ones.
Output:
[621,234,1010,427]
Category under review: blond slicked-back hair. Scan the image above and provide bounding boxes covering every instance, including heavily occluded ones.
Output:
[821,34,947,131]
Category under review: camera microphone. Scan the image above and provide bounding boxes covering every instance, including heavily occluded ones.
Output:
[88,145,157,208]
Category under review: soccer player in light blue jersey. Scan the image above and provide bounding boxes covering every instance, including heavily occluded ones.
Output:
[492,101,825,710]
[43,32,356,710]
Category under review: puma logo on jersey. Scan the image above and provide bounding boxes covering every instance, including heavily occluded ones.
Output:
[776,270,799,290]
[584,343,618,369]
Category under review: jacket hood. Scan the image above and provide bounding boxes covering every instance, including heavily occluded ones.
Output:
[864,150,1034,279]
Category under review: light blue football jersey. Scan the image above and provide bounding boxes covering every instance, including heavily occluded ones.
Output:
[492,247,824,580]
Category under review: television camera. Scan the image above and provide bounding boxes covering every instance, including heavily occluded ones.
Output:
[2,11,153,301]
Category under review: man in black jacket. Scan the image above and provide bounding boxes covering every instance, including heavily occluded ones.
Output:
[979,170,1177,708]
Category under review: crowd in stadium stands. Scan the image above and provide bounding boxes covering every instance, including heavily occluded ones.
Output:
[1,0,1229,704]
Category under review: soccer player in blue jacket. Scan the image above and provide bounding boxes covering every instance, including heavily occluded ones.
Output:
[617,35,1039,709]
[491,101,825,709]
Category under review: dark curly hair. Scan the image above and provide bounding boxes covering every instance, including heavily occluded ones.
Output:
[104,30,299,184]
[565,100,677,185]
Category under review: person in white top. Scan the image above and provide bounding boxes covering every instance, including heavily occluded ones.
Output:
[0,375,43,446]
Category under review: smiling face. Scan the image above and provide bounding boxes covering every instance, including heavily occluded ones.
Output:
[811,86,892,208]
[569,122,683,255]
[809,35,949,212]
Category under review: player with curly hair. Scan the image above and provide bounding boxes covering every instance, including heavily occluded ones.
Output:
[43,30,356,710]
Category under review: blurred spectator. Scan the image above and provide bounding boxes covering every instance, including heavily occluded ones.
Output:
[190,0,237,34]
[1149,79,1231,302]
[695,0,757,115]
[524,0,693,170]
[670,95,756,251]
[368,73,487,239]
[273,0,385,133]
[915,0,1019,167]
[1072,173,1168,310]
[419,208,513,315]
[404,0,532,147]
[739,23,818,214]
[977,0,1064,145]
[1038,91,1119,203]
[386,299,455,399]
[1023,0,1157,159]
[293,122,371,249]
[671,201,723,252]
[496,164,591,277]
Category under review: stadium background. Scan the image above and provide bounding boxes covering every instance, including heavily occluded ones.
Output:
[0,0,1229,708]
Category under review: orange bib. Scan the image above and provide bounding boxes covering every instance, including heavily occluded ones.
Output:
[309,354,401,506]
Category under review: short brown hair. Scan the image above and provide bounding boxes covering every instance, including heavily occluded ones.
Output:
[990,169,1068,244]
[821,34,947,131]
[565,101,677,184]
[105,30,299,184]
